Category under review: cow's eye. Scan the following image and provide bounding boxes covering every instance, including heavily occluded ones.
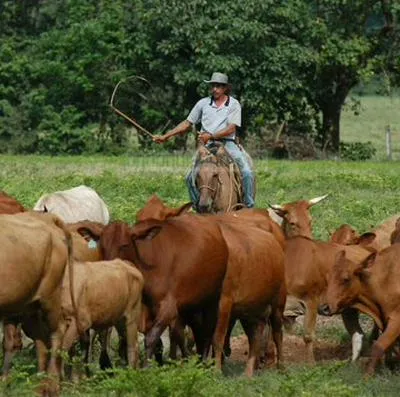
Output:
[342,277,351,286]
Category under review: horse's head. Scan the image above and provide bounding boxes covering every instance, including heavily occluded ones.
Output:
[196,147,221,213]
[195,143,236,213]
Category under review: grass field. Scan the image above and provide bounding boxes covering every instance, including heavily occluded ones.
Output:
[341,95,400,160]
[1,95,400,396]
[1,154,400,396]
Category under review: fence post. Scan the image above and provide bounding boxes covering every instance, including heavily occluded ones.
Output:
[386,125,392,161]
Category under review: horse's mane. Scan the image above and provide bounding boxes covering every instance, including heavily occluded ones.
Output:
[195,143,233,168]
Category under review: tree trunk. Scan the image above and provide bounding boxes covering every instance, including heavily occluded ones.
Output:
[321,102,342,153]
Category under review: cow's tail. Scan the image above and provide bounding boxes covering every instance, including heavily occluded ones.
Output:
[52,215,81,334]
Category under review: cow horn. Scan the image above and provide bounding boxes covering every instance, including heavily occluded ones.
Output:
[308,194,329,206]
[267,203,283,210]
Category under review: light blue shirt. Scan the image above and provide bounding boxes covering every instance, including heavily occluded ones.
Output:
[187,96,241,139]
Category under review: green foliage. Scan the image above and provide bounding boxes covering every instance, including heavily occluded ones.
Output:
[339,141,377,161]
[1,1,399,154]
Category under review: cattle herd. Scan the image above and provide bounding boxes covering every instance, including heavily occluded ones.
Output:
[1,185,400,395]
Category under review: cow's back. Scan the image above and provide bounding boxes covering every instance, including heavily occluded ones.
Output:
[218,222,285,313]
[132,215,229,309]
[0,213,69,311]
[368,244,400,314]
[64,260,143,328]
[370,214,400,251]
[33,185,110,224]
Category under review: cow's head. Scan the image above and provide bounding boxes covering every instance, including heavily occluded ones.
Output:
[67,220,105,242]
[98,221,135,261]
[136,194,192,223]
[0,191,26,214]
[319,250,376,316]
[390,217,400,245]
[269,195,328,238]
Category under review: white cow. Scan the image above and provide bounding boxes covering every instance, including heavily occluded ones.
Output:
[34,185,110,224]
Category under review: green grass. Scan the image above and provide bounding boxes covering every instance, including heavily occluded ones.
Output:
[2,154,400,395]
[341,95,400,160]
[2,154,398,238]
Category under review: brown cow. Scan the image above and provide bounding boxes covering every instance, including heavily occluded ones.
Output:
[94,212,285,376]
[136,195,285,249]
[60,259,143,370]
[332,214,400,251]
[0,212,74,394]
[389,217,400,245]
[211,221,285,375]
[99,217,229,360]
[136,195,193,223]
[320,246,400,375]
[135,195,285,360]
[269,195,372,363]
[0,191,25,214]
[2,219,105,378]
[330,224,360,245]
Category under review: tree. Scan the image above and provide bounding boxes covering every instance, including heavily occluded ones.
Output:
[302,0,398,152]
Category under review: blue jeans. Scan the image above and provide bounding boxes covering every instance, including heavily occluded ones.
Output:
[185,141,255,208]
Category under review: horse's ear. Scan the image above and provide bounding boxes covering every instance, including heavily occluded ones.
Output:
[198,145,209,158]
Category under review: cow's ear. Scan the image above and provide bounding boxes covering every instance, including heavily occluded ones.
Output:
[75,223,104,240]
[355,251,377,277]
[267,203,287,218]
[131,226,162,241]
[356,232,376,246]
[171,202,193,217]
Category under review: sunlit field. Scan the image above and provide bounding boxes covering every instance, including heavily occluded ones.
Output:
[1,94,400,396]
[341,95,400,160]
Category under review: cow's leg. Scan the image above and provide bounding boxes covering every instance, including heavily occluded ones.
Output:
[241,319,264,377]
[125,316,139,369]
[144,298,177,363]
[188,305,218,361]
[223,319,237,358]
[367,318,400,376]
[169,318,188,360]
[270,307,284,369]
[82,330,93,377]
[36,339,49,373]
[99,328,113,370]
[44,329,65,397]
[212,295,233,371]
[2,320,23,378]
[303,298,318,364]
[341,308,365,361]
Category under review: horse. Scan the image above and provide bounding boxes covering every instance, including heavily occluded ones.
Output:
[194,142,248,213]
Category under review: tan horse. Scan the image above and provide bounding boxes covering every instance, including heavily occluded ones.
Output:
[195,143,244,213]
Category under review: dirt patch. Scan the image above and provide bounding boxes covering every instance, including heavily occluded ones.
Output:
[230,315,353,365]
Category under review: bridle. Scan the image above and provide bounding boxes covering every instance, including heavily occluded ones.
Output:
[198,174,222,193]
[196,146,240,212]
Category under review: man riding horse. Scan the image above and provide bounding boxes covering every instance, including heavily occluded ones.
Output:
[153,72,255,212]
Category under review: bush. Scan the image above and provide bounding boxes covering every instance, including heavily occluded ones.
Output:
[339,141,376,161]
